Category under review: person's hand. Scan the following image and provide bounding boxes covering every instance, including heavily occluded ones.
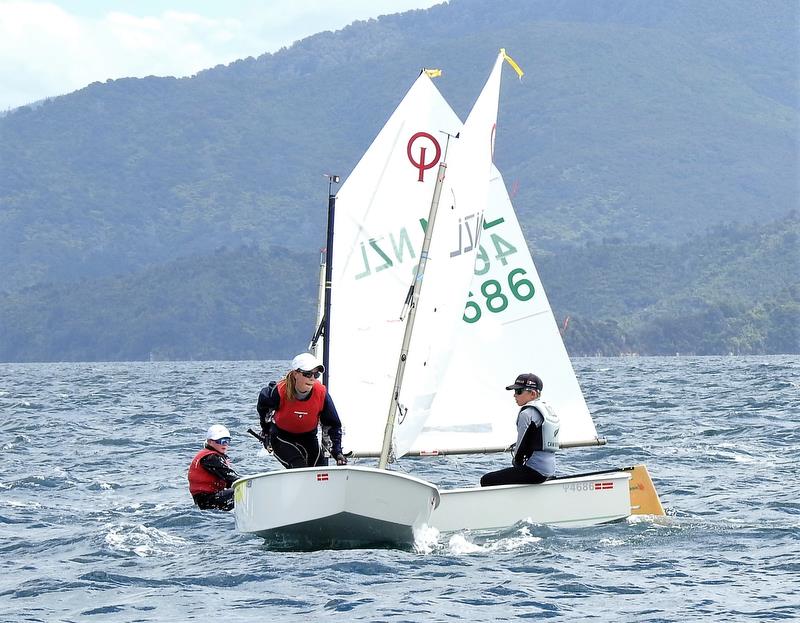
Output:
[261,429,272,451]
[334,452,347,465]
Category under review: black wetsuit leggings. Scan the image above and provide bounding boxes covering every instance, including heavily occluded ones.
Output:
[193,489,234,511]
[271,428,326,468]
[480,465,549,487]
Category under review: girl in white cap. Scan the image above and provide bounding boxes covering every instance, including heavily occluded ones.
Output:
[187,424,241,510]
[256,353,347,468]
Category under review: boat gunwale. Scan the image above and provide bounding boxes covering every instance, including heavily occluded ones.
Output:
[438,471,631,495]
[233,464,443,491]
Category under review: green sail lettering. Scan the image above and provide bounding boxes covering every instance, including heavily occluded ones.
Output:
[370,238,393,272]
[355,241,371,280]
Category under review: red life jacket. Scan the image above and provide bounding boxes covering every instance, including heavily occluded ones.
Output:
[188,447,229,495]
[273,379,327,434]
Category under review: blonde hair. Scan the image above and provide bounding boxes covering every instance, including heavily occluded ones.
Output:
[283,370,299,398]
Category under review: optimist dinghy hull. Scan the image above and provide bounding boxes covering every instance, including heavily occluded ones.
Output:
[233,466,440,549]
[430,471,632,532]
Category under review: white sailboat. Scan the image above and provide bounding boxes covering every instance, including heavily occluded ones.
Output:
[410,164,649,531]
[233,465,439,548]
[409,52,664,532]
[233,67,481,548]
[234,50,664,548]
[417,168,646,531]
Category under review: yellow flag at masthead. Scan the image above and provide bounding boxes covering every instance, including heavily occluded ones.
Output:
[500,48,524,79]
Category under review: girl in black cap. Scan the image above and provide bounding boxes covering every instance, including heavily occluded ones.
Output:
[480,373,560,486]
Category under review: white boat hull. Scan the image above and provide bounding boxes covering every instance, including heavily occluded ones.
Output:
[430,471,632,532]
[233,466,440,549]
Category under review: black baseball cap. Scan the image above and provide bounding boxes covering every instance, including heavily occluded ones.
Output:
[505,373,543,392]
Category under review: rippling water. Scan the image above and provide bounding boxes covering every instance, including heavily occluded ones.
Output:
[2,356,798,622]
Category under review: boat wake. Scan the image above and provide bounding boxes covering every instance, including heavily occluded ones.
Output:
[103,523,189,557]
[443,525,544,554]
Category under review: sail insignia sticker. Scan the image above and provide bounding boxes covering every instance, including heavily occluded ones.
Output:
[407,132,441,182]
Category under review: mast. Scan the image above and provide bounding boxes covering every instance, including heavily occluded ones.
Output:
[378,135,454,469]
[321,175,339,387]
[309,174,339,387]
[309,249,325,358]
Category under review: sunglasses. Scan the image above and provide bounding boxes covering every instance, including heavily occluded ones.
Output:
[214,437,231,445]
[514,388,528,395]
[298,370,321,379]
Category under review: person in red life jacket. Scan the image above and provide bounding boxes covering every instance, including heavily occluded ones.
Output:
[187,424,241,511]
[257,352,347,468]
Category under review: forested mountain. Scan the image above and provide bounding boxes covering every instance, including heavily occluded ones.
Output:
[0,0,797,361]
[549,214,800,355]
[0,245,319,362]
[1,215,796,361]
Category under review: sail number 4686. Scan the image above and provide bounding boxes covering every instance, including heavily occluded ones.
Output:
[562,482,595,493]
[463,268,535,323]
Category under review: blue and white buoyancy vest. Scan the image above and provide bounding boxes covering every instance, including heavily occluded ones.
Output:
[516,398,560,477]
[526,398,560,452]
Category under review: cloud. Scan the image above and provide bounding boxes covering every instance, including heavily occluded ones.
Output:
[1,2,263,109]
[0,0,440,110]
[0,2,82,108]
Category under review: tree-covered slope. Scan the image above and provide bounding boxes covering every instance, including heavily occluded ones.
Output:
[1,215,796,362]
[1,0,797,292]
[0,246,318,362]
[545,214,800,355]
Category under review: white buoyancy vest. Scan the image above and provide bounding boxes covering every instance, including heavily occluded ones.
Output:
[523,398,560,452]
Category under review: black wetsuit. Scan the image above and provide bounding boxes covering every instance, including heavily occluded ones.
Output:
[257,382,344,468]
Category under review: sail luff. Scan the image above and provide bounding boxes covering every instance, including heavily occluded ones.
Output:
[308,249,325,356]
[412,50,600,454]
[328,73,463,456]
[378,156,449,469]
[390,52,506,458]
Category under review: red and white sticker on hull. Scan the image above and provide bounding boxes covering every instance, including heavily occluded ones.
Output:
[562,480,616,492]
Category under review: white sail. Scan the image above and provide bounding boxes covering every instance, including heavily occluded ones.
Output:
[391,52,505,457]
[410,94,599,454]
[328,72,462,456]
[331,52,597,457]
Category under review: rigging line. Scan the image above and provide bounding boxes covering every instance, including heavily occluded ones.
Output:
[501,309,550,325]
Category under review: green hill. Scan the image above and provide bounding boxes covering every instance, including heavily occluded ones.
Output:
[1,215,796,361]
[544,214,800,355]
[0,245,319,362]
[1,0,796,292]
[0,0,797,361]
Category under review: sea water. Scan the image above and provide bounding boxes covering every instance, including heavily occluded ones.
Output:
[1,356,798,622]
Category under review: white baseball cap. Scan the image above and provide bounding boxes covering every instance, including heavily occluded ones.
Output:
[206,424,231,441]
[291,352,324,373]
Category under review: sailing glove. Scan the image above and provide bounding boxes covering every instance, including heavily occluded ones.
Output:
[260,428,272,452]
[334,453,347,465]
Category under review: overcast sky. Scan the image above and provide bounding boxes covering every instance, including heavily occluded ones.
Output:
[0,0,443,111]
